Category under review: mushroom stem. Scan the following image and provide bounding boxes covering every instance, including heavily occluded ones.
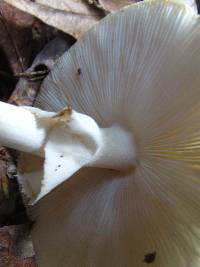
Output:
[0,101,53,155]
[0,101,136,176]
[89,126,137,171]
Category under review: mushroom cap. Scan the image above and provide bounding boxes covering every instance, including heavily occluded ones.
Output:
[22,0,200,266]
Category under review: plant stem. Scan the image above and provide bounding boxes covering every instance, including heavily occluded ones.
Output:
[0,101,50,155]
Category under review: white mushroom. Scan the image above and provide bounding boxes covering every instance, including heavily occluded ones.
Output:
[1,0,200,266]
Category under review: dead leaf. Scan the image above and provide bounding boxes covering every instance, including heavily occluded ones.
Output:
[3,0,101,39]
[36,0,96,15]
[98,0,136,11]
[0,1,35,75]
[0,2,62,102]
[0,149,15,227]
[0,1,34,28]
[0,225,37,267]
[9,36,74,106]
[0,147,29,227]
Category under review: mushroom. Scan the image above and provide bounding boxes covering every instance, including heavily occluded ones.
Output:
[1,0,200,266]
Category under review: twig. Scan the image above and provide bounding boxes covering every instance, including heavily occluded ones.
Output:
[15,70,49,81]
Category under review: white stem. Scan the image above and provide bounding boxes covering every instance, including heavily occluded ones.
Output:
[89,126,137,171]
[0,101,137,200]
[0,101,137,170]
[0,102,54,155]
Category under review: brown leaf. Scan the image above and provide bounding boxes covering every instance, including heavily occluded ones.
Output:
[0,147,29,227]
[36,0,96,15]
[0,225,37,267]
[0,1,34,28]
[0,149,16,227]
[98,0,136,11]
[3,0,101,38]
[0,2,34,102]
[0,1,34,75]
[9,36,74,106]
[0,2,62,102]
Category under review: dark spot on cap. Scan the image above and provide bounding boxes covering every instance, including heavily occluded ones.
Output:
[60,155,63,158]
[143,251,156,264]
[58,165,61,168]
[77,68,81,75]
